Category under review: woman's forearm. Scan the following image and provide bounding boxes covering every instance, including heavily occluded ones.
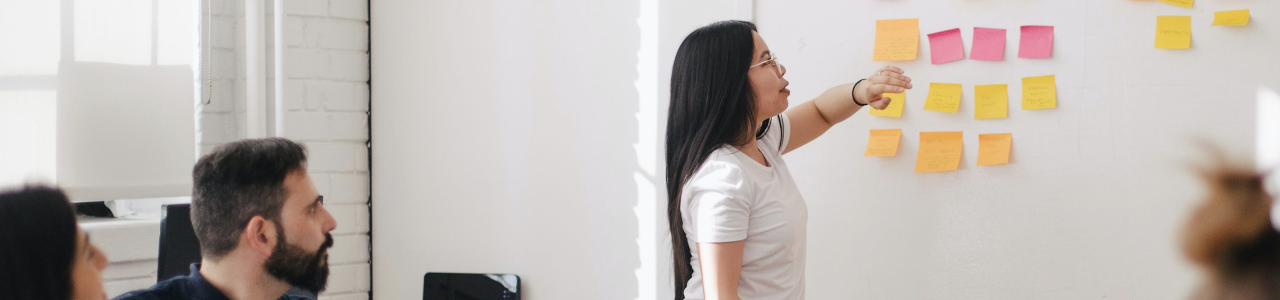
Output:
[811,82,863,126]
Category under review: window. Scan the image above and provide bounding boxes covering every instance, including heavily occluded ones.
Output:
[0,0,197,203]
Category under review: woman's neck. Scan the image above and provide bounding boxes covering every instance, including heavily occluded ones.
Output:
[735,138,770,167]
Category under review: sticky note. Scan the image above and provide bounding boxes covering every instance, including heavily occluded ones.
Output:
[869,92,905,118]
[974,84,1008,119]
[864,129,902,157]
[927,28,964,65]
[1157,0,1193,8]
[1018,26,1054,59]
[1156,16,1192,49]
[970,27,1006,61]
[977,133,1012,166]
[915,131,963,173]
[1021,75,1057,110]
[924,83,963,113]
[873,19,920,62]
[1213,9,1250,26]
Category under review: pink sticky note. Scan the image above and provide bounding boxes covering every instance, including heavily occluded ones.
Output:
[1018,25,1054,59]
[970,27,1006,61]
[927,28,964,65]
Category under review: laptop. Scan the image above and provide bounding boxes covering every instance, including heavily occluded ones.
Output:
[423,272,520,300]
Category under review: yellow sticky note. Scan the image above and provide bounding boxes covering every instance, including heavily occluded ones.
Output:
[915,131,963,173]
[974,84,1008,119]
[924,83,962,113]
[1156,16,1192,49]
[977,133,1012,166]
[1213,9,1250,26]
[864,129,902,157]
[1157,0,1193,8]
[873,19,919,62]
[1021,75,1056,110]
[869,92,905,118]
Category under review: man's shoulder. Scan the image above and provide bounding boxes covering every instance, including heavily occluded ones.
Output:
[111,276,193,300]
[282,295,314,300]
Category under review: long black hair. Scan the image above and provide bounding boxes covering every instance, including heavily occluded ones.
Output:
[665,20,770,299]
[0,185,79,300]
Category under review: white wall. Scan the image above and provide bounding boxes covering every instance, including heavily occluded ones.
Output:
[375,0,1278,299]
[752,0,1278,299]
[370,0,775,297]
[100,0,371,299]
[371,1,654,298]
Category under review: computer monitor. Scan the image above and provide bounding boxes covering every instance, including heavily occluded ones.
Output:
[156,203,201,282]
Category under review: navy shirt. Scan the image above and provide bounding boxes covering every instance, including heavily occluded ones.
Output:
[113,263,312,300]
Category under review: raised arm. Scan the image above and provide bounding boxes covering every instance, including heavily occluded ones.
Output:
[781,66,912,154]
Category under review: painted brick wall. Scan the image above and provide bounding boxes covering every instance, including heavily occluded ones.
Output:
[101,0,370,299]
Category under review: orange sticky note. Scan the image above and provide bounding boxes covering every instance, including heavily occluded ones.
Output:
[924,83,962,113]
[1157,0,1193,8]
[1021,75,1057,109]
[869,92,905,118]
[915,131,963,173]
[873,19,920,62]
[1213,9,1250,26]
[864,129,902,157]
[1156,16,1192,49]
[974,84,1008,119]
[977,133,1012,166]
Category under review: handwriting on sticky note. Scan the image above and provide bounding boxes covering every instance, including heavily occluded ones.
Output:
[874,19,920,62]
[915,131,963,173]
[1018,26,1054,59]
[870,92,905,118]
[1157,0,1193,8]
[1156,16,1192,49]
[928,28,964,65]
[865,129,903,157]
[924,83,963,113]
[974,84,1008,119]
[977,133,1012,166]
[1213,9,1249,26]
[1021,75,1056,110]
[971,27,1006,61]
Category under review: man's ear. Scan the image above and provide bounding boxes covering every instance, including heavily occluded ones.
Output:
[243,216,278,258]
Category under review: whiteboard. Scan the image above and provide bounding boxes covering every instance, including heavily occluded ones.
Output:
[754,0,1279,298]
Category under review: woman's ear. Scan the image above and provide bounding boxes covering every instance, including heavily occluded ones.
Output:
[243,216,279,258]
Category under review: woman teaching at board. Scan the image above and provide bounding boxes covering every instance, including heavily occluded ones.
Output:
[665,20,913,300]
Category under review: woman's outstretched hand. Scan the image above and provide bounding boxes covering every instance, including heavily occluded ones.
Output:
[857,66,913,110]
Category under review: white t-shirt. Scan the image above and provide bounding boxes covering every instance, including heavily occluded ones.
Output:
[681,114,808,300]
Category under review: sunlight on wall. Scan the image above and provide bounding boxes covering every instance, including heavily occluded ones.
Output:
[633,0,659,299]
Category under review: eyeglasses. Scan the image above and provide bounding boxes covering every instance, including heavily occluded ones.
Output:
[749,53,786,77]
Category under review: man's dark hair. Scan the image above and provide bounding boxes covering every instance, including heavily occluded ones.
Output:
[192,138,307,259]
[0,185,78,300]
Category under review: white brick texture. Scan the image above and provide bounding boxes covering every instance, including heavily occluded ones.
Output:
[106,0,370,298]
[283,0,371,298]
